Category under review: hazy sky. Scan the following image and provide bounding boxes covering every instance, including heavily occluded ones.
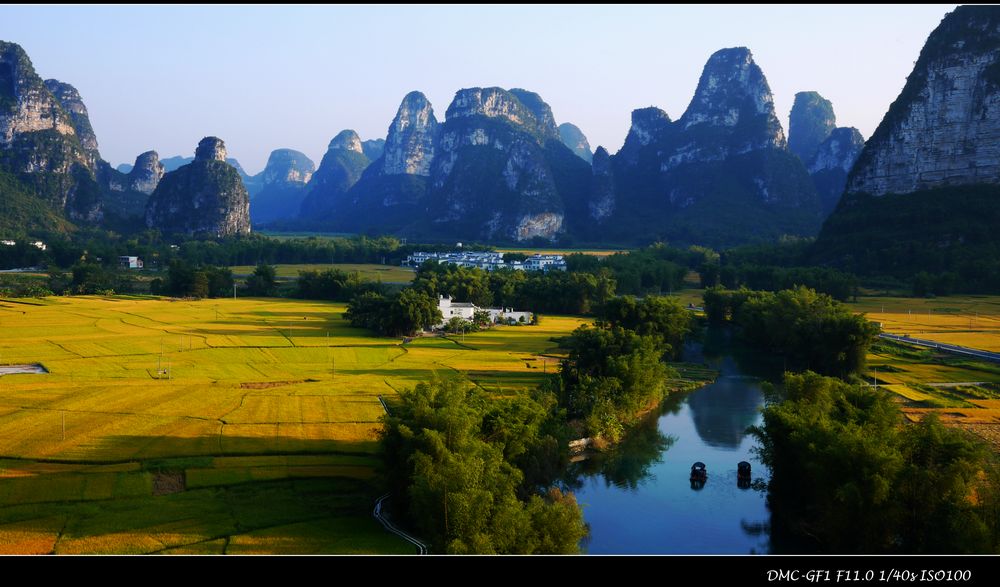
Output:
[1,4,956,174]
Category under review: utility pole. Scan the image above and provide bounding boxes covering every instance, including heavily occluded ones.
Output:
[233,284,237,300]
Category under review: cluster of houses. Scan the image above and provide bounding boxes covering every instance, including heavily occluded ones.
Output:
[0,240,47,251]
[403,251,567,272]
[436,295,532,329]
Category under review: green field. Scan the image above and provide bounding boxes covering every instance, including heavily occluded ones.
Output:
[0,296,587,553]
[229,263,416,283]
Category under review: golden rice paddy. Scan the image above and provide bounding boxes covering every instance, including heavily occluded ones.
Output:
[0,295,586,553]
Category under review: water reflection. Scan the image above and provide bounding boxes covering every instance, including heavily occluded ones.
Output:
[688,373,764,448]
[565,411,677,491]
[573,338,773,554]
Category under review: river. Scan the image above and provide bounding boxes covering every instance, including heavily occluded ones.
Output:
[569,337,774,554]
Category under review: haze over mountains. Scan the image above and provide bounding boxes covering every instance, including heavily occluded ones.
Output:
[2,5,999,250]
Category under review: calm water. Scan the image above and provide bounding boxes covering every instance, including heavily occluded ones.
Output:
[571,341,772,554]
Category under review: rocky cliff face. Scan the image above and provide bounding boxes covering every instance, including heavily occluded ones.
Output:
[43,79,100,167]
[0,41,103,224]
[809,127,865,175]
[0,42,78,146]
[260,148,314,186]
[786,91,865,214]
[161,153,256,196]
[297,131,369,220]
[383,91,437,176]
[588,146,615,221]
[307,95,435,233]
[94,151,164,223]
[808,127,865,215]
[361,138,385,161]
[144,137,250,236]
[445,87,559,143]
[788,91,836,163]
[315,88,588,241]
[127,150,165,194]
[670,47,787,165]
[427,87,586,241]
[596,47,819,246]
[617,107,672,166]
[558,122,593,163]
[847,6,1000,196]
[250,148,315,224]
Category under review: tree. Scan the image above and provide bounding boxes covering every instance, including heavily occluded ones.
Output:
[472,309,492,327]
[598,295,691,360]
[204,266,234,298]
[245,263,278,296]
[190,271,210,299]
[70,263,115,295]
[705,286,879,378]
[345,289,442,337]
[445,316,470,334]
[754,371,1000,554]
[380,376,585,554]
[556,324,674,438]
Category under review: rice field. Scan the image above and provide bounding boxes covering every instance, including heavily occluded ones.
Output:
[850,295,1000,353]
[228,263,416,283]
[855,295,1000,449]
[0,295,587,553]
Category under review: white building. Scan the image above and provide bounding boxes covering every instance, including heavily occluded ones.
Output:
[119,256,144,270]
[404,251,566,273]
[436,295,533,329]
[0,240,15,247]
[523,254,567,272]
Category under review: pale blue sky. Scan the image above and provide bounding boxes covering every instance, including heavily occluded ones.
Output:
[1,4,956,174]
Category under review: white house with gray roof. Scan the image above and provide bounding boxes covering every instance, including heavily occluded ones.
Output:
[436,295,533,329]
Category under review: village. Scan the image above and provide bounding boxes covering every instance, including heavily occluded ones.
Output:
[402,250,567,272]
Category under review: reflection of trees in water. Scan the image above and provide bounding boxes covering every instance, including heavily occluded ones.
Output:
[687,376,763,449]
[564,412,676,491]
[698,327,786,382]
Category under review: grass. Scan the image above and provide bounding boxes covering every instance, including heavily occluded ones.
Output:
[229,263,415,283]
[0,295,588,553]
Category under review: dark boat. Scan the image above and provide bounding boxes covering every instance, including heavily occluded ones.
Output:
[737,460,752,489]
[690,461,707,490]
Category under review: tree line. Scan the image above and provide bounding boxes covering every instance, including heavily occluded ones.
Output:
[703,285,879,378]
[544,295,692,442]
[755,371,1000,553]
[381,376,587,553]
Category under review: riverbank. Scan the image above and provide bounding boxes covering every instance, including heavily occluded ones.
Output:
[570,342,771,554]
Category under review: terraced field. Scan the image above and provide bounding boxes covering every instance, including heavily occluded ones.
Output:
[0,296,586,553]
